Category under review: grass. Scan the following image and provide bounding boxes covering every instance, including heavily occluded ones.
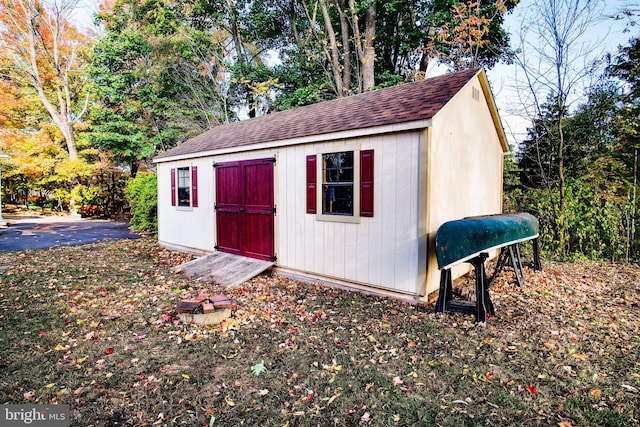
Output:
[1,237,639,426]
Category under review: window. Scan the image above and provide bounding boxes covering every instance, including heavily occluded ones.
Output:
[177,167,191,206]
[171,166,198,208]
[306,149,374,220]
[322,151,354,215]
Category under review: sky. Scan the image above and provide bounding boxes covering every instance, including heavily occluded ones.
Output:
[481,0,637,147]
[70,0,638,148]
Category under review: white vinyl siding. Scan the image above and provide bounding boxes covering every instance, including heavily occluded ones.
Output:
[277,133,423,295]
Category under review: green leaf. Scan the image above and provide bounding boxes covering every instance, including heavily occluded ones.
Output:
[251,360,267,376]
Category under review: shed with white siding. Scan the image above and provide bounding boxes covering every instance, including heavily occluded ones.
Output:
[153,68,508,300]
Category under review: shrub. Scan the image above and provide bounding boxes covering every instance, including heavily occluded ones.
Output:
[505,179,628,261]
[71,184,101,206]
[125,172,157,234]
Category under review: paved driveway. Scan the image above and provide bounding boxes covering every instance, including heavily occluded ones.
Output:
[0,214,140,252]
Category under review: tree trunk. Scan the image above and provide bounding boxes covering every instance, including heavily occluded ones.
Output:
[20,0,80,159]
[226,0,244,68]
[556,91,566,257]
[337,0,351,94]
[131,160,139,178]
[319,0,345,97]
[362,1,376,91]
[226,0,257,116]
[348,0,376,92]
[289,0,300,46]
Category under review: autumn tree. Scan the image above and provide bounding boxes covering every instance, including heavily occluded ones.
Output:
[607,36,640,256]
[0,0,93,160]
[177,0,518,110]
[89,0,228,174]
[434,0,511,71]
[188,0,286,117]
[374,0,516,81]
[512,0,605,257]
[295,0,375,96]
[0,81,56,206]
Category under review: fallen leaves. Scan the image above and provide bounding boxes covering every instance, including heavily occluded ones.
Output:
[2,239,640,426]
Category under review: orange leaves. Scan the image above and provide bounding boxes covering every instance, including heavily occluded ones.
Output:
[437,1,491,60]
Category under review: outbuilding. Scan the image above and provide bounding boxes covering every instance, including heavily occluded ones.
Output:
[153,67,508,301]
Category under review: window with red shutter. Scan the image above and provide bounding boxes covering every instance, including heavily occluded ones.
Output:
[172,166,198,208]
[307,149,374,219]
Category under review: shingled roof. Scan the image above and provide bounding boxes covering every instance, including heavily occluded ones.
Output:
[155,68,482,160]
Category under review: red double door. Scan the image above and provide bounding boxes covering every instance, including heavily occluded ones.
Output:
[215,158,275,261]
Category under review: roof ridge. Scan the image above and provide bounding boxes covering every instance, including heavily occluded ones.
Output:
[155,68,481,160]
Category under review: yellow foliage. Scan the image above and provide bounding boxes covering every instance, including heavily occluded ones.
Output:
[55,157,97,180]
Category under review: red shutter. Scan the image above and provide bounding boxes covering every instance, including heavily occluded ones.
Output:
[360,150,374,217]
[170,168,176,206]
[191,166,198,207]
[306,155,316,214]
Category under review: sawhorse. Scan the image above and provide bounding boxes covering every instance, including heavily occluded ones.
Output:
[435,239,542,322]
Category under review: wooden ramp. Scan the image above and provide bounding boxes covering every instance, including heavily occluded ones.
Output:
[171,252,274,287]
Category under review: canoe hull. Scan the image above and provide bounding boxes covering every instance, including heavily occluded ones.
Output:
[435,213,539,269]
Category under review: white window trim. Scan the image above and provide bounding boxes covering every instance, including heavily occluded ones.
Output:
[176,165,194,211]
[315,147,361,224]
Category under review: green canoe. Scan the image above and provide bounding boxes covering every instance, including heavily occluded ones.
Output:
[435,213,539,269]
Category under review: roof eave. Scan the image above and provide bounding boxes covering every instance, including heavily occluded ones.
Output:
[477,68,509,153]
[153,118,433,163]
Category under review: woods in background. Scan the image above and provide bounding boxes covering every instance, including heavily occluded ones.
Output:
[1,0,639,259]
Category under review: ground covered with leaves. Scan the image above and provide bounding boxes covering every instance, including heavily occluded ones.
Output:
[1,238,639,426]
